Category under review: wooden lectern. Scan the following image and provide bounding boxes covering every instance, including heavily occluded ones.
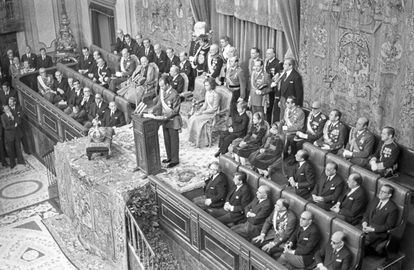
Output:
[132,114,162,175]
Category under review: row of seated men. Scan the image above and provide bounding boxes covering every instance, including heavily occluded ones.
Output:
[0,46,54,83]
[213,96,399,180]
[35,68,125,128]
[193,161,399,269]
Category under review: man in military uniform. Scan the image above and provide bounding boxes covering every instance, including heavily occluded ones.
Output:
[291,101,327,155]
[280,96,305,156]
[339,117,375,167]
[369,126,400,177]
[314,109,347,154]
[108,48,138,92]
[225,56,246,118]
[204,44,224,80]
[264,48,283,123]
[249,59,271,115]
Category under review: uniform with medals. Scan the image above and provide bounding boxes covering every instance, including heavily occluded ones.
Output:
[225,65,246,117]
[315,121,347,153]
[342,127,375,167]
[371,141,400,176]
[265,57,282,123]
[249,69,271,114]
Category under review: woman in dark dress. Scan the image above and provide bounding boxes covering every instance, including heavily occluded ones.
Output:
[249,122,284,176]
[233,112,267,165]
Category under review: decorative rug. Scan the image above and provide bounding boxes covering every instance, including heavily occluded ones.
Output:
[0,215,76,270]
[43,214,117,270]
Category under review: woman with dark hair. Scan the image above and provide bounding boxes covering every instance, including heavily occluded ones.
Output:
[233,112,267,165]
[188,77,220,147]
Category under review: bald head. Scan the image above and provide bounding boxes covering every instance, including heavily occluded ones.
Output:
[210,44,219,55]
[356,117,369,131]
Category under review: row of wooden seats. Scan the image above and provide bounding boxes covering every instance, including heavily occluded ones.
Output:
[218,154,411,269]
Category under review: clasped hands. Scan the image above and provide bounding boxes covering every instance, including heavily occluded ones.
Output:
[362,222,375,233]
[223,202,234,212]
[288,177,298,188]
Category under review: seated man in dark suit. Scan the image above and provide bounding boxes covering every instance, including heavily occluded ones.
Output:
[169,65,184,94]
[52,71,69,102]
[277,211,321,269]
[84,93,108,128]
[286,149,316,199]
[21,45,37,69]
[166,47,180,74]
[311,162,344,210]
[330,173,367,225]
[79,87,94,122]
[69,105,87,124]
[314,109,347,154]
[252,198,298,259]
[64,79,83,114]
[314,231,352,270]
[91,58,110,88]
[100,101,126,128]
[154,44,168,74]
[77,47,94,75]
[231,185,273,241]
[36,48,53,69]
[193,161,228,211]
[362,184,398,255]
[124,34,139,56]
[142,38,156,63]
[209,171,252,226]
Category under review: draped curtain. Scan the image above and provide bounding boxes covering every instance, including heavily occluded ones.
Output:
[189,0,211,30]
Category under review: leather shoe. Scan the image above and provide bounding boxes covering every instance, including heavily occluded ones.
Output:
[167,162,179,168]
[214,151,221,158]
[162,159,171,163]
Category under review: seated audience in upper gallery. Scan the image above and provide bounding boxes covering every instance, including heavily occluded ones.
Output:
[249,59,271,115]
[64,79,84,114]
[314,231,352,270]
[277,211,320,270]
[124,34,139,56]
[233,112,268,165]
[134,34,145,58]
[314,109,347,154]
[84,93,108,129]
[90,58,110,88]
[169,65,184,94]
[188,77,219,148]
[193,161,228,211]
[203,44,224,81]
[209,171,252,226]
[362,184,398,255]
[21,45,37,69]
[77,47,94,76]
[248,122,284,177]
[20,60,35,75]
[142,38,156,63]
[154,44,168,75]
[0,81,18,109]
[286,149,316,200]
[311,162,344,210]
[113,29,126,55]
[86,50,102,79]
[37,70,61,104]
[219,35,232,62]
[165,48,180,74]
[251,198,297,259]
[68,105,86,124]
[368,126,400,177]
[279,96,305,156]
[215,101,249,157]
[36,47,53,69]
[9,56,22,79]
[79,87,94,120]
[291,101,326,155]
[225,56,246,118]
[2,104,25,168]
[100,101,126,128]
[330,173,367,225]
[231,185,273,241]
[339,116,375,168]
[108,48,138,92]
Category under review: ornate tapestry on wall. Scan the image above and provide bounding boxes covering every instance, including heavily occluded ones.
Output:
[134,0,194,52]
[299,0,414,148]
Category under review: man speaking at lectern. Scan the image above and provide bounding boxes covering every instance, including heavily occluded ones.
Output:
[149,75,182,168]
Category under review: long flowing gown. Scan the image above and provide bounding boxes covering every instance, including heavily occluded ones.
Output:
[248,134,284,169]
[188,89,220,147]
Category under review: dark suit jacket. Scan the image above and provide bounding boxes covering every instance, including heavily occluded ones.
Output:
[0,88,18,107]
[124,40,139,56]
[260,209,297,244]
[114,36,126,53]
[338,186,367,225]
[171,74,185,93]
[1,113,22,142]
[78,54,94,71]
[204,54,224,78]
[225,184,252,223]
[279,69,303,107]
[312,174,344,206]
[231,112,249,136]
[314,244,352,270]
[66,89,84,108]
[362,198,398,234]
[36,55,53,69]
[88,101,108,121]
[152,88,182,130]
[265,57,282,97]
[154,51,169,74]
[289,223,321,267]
[52,78,69,100]
[166,55,180,72]
[101,109,126,127]
[179,60,192,78]
[244,198,273,225]
[204,172,228,208]
[79,96,95,115]
[289,161,316,199]
[143,47,156,63]
[189,40,200,57]
[21,53,37,68]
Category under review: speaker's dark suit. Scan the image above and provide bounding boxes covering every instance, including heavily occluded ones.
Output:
[101,109,126,127]
[337,186,367,225]
[289,161,316,199]
[312,174,344,210]
[279,69,303,107]
[362,198,398,248]
[314,244,352,270]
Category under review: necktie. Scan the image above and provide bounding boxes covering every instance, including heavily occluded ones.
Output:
[111,111,114,117]
[281,73,287,81]
[377,201,383,210]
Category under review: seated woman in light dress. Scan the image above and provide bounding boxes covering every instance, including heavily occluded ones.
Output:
[188,77,220,147]
[248,122,284,176]
[232,112,267,165]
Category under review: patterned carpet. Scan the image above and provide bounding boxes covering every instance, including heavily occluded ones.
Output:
[0,155,51,216]
[0,215,76,270]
